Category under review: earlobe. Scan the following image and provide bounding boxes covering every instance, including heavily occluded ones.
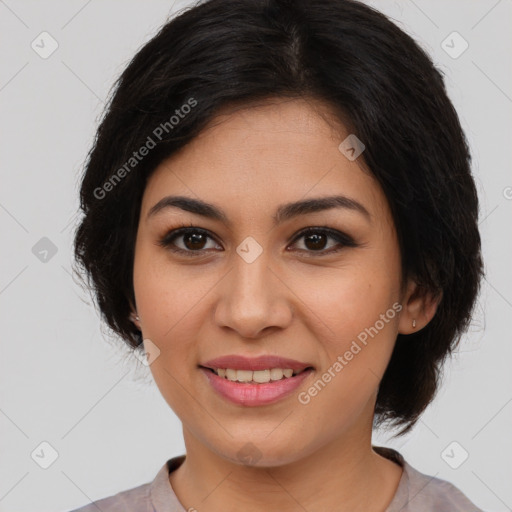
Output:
[131,314,141,331]
[398,280,442,335]
[128,303,141,329]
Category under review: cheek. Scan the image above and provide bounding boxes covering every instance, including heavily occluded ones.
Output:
[135,267,207,419]
[295,281,401,435]
[291,251,401,403]
[295,260,399,343]
[132,248,209,394]
[133,238,214,342]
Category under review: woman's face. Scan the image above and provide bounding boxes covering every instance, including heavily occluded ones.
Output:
[133,97,407,466]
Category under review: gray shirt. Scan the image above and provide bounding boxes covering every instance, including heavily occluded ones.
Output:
[67,446,483,511]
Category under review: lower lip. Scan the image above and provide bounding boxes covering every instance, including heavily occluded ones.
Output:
[200,367,313,406]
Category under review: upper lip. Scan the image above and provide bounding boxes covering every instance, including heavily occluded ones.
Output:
[200,355,313,372]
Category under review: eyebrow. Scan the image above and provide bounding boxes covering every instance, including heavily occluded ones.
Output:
[146,194,371,225]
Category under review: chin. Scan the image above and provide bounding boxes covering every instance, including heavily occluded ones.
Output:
[211,435,316,469]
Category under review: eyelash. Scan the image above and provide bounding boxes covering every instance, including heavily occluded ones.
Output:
[156,223,359,258]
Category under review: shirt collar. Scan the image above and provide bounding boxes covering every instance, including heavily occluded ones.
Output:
[150,455,186,512]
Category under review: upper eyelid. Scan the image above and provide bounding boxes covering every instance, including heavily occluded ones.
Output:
[161,226,355,251]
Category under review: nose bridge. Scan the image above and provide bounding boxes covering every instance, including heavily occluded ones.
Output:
[233,243,271,299]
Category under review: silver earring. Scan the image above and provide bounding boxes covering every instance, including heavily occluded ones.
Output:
[412,319,416,328]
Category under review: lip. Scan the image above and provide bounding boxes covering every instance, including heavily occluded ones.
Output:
[201,354,313,372]
[200,366,314,406]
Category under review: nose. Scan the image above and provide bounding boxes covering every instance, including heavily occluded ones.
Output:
[214,248,293,339]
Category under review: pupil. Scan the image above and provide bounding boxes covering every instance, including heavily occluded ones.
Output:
[305,233,326,250]
[185,233,205,250]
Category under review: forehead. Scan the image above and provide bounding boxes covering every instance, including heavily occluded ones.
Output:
[140,97,388,225]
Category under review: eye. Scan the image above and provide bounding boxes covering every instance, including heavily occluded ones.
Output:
[288,227,358,256]
[157,224,358,257]
[157,225,221,256]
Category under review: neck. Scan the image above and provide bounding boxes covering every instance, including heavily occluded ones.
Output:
[169,419,403,512]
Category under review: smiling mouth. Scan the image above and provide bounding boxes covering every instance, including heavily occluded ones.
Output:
[199,366,313,384]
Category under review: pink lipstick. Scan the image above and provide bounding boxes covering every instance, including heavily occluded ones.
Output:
[199,354,314,406]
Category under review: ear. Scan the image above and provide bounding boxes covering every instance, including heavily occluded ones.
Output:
[398,279,442,335]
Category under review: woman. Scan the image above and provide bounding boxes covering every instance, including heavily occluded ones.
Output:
[70,0,484,510]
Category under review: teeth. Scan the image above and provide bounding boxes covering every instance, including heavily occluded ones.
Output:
[269,368,283,380]
[226,368,237,381]
[253,369,270,383]
[213,368,302,383]
[236,370,253,382]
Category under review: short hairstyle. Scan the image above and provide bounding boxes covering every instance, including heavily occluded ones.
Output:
[73,0,483,436]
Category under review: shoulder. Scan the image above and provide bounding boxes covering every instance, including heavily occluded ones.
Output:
[401,460,484,512]
[66,481,152,512]
[65,456,185,512]
[373,446,484,512]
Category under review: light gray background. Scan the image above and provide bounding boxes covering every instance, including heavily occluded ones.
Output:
[1,1,511,511]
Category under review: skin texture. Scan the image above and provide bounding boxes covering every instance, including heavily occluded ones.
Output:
[131,97,439,511]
